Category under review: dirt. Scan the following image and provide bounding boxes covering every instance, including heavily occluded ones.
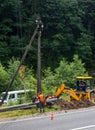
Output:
[55,99,95,110]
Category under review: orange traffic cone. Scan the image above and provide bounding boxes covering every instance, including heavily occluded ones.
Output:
[50,113,54,120]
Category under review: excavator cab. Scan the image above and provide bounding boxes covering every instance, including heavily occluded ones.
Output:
[76,76,95,102]
[76,76,95,91]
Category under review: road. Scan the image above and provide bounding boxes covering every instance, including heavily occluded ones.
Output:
[0,107,95,130]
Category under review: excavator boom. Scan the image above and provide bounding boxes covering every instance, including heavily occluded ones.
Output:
[55,84,90,101]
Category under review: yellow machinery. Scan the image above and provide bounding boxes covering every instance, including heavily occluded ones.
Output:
[55,84,90,101]
[33,76,95,106]
[55,76,95,102]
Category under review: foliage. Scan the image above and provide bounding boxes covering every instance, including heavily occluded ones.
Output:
[75,33,93,66]
[42,68,56,95]
[0,0,95,94]
[0,0,95,70]
[54,55,88,87]
[24,67,37,94]
[0,42,10,64]
[0,63,9,93]
[7,57,22,91]
[7,57,37,93]
[43,55,88,92]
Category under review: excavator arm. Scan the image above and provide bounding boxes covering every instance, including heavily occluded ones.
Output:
[55,84,90,101]
[32,83,91,107]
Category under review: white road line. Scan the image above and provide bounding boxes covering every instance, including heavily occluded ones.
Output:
[70,124,95,130]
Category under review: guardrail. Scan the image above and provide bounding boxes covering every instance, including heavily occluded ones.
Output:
[0,98,60,112]
[0,102,36,112]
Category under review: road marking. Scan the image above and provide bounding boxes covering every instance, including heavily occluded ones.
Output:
[70,124,95,130]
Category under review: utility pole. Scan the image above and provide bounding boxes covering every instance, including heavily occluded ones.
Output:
[0,17,43,105]
[0,19,38,105]
[36,17,43,93]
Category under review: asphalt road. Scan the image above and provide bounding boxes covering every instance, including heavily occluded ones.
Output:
[0,107,95,130]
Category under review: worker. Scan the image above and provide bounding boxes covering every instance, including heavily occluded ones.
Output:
[37,92,45,113]
[80,81,86,92]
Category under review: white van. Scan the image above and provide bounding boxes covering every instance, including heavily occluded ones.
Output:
[0,89,33,104]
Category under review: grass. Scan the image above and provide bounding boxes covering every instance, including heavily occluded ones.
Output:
[0,108,40,119]
[61,93,70,101]
[0,105,60,119]
[0,109,33,119]
[0,93,69,119]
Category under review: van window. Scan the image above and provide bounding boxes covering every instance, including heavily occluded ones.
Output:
[9,94,15,99]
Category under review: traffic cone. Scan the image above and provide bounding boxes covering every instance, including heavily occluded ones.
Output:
[50,113,54,120]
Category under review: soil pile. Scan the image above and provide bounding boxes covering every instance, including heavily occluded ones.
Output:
[55,99,95,110]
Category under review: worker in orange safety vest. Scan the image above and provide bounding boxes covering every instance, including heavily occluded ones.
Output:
[37,92,45,113]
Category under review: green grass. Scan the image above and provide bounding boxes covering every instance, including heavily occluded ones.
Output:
[0,105,60,119]
[0,109,38,119]
[0,93,69,119]
[61,93,70,101]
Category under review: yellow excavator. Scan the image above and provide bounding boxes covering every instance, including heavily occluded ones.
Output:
[33,76,95,106]
[54,76,95,102]
[55,84,90,101]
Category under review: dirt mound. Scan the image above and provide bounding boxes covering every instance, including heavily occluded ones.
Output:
[55,99,95,110]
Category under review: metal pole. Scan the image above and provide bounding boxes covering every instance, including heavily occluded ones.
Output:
[37,30,41,93]
[36,17,43,93]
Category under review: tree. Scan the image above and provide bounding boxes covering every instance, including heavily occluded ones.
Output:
[7,57,22,91]
[42,67,55,94]
[41,0,84,68]
[0,0,95,72]
[7,57,37,93]
[75,33,93,66]
[43,55,88,92]
[0,63,9,93]
[54,55,88,87]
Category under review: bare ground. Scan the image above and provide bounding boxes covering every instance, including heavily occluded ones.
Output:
[55,99,95,110]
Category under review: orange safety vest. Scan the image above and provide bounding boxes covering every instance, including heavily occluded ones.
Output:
[38,94,45,102]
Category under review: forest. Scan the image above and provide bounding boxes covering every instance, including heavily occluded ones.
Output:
[0,0,95,94]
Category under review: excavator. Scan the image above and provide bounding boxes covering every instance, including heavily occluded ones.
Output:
[46,76,95,104]
[32,76,95,108]
[33,76,95,106]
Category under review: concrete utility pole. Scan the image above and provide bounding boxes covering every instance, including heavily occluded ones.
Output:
[0,18,38,105]
[0,16,43,105]
[36,17,43,93]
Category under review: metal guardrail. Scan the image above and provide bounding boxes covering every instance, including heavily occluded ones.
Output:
[0,102,36,112]
[0,98,60,112]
